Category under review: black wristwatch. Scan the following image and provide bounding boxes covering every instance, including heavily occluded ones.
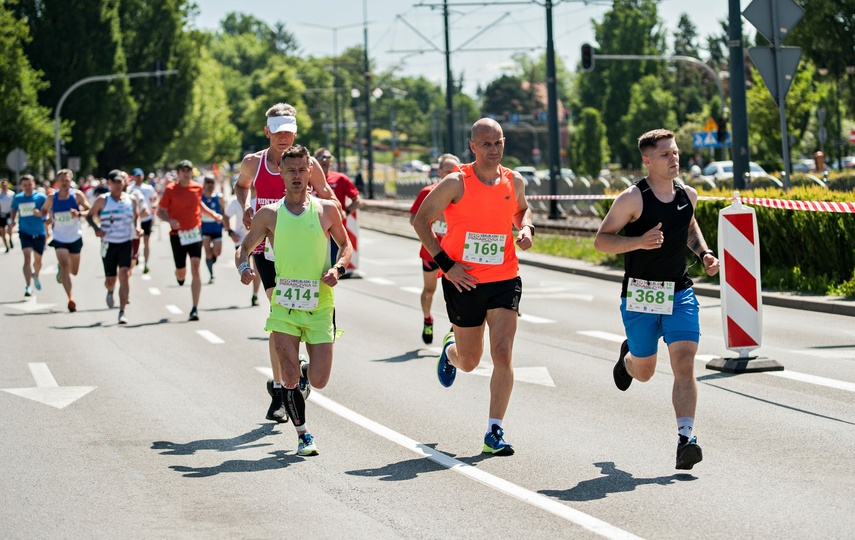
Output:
[699,249,715,259]
[333,263,346,277]
[524,224,535,237]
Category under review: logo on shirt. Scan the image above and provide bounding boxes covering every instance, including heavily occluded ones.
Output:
[677,203,689,211]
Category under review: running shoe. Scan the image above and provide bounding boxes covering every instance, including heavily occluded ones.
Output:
[208,274,215,284]
[177,278,185,286]
[106,290,115,309]
[56,267,62,284]
[265,380,289,423]
[251,294,259,307]
[299,355,311,400]
[297,433,319,456]
[118,311,128,325]
[483,425,515,456]
[188,307,199,321]
[24,286,32,297]
[143,265,150,274]
[676,435,703,470]
[436,331,457,388]
[613,339,633,391]
[33,275,41,290]
[67,299,76,313]
[422,321,434,344]
[9,238,12,249]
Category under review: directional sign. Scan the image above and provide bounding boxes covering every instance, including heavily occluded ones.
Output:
[749,46,802,106]
[743,0,805,43]
[694,132,731,149]
[2,363,95,409]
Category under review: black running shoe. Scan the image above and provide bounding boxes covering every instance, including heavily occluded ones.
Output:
[265,380,289,423]
[188,307,199,321]
[613,339,632,391]
[422,322,434,344]
[676,435,703,470]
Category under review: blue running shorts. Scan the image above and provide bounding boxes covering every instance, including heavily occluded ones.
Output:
[620,287,700,358]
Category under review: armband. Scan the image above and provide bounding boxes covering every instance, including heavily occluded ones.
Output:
[433,250,456,273]
[238,262,250,274]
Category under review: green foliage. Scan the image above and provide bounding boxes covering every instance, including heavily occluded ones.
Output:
[620,75,677,166]
[528,233,621,267]
[570,108,608,178]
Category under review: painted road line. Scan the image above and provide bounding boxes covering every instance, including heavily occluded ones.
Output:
[524,293,594,301]
[141,274,152,281]
[148,287,161,296]
[365,277,395,286]
[578,330,625,343]
[6,298,56,312]
[309,392,642,540]
[519,313,556,324]
[1,363,95,409]
[400,286,422,295]
[766,371,855,393]
[165,305,183,315]
[196,330,224,344]
[471,364,556,387]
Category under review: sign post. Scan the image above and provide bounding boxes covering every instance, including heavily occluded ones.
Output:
[6,148,28,183]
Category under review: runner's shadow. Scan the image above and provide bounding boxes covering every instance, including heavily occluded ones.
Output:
[121,318,170,329]
[151,424,277,456]
[346,444,448,481]
[169,450,303,478]
[372,349,434,363]
[50,322,104,330]
[203,305,249,312]
[539,462,696,502]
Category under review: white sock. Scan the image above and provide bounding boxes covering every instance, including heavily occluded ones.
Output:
[677,417,694,439]
[273,382,282,389]
[488,418,502,434]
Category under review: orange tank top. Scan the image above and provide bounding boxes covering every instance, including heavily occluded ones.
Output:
[440,163,519,284]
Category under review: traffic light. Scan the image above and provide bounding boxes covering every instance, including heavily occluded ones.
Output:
[581,43,594,72]
[717,117,727,144]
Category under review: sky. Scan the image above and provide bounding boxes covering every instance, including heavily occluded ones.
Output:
[192,0,739,95]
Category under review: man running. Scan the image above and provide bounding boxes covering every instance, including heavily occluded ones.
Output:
[413,118,534,456]
[224,188,261,306]
[9,175,48,297]
[200,174,224,283]
[86,170,142,325]
[42,169,91,312]
[236,144,351,456]
[233,102,336,424]
[130,168,158,274]
[156,160,222,321]
[594,128,719,470]
[314,147,361,271]
[0,179,14,252]
[409,153,460,344]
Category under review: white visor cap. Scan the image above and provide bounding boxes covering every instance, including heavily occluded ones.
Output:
[267,115,297,134]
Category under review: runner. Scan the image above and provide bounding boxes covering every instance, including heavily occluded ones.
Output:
[409,153,460,344]
[313,147,361,273]
[594,128,720,470]
[236,144,352,456]
[233,102,336,423]
[156,160,222,321]
[130,167,158,274]
[413,118,534,456]
[200,174,224,283]
[9,175,48,297]
[0,179,14,252]
[86,170,142,325]
[224,189,261,306]
[42,169,91,312]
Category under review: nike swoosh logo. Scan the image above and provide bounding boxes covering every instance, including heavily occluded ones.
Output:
[677,204,689,210]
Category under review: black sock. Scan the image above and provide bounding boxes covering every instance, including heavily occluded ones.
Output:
[212,254,217,264]
[284,387,306,427]
[206,258,214,274]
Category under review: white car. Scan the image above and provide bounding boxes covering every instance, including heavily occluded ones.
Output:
[700,161,767,181]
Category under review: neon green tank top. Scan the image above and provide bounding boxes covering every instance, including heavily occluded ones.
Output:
[272,196,333,309]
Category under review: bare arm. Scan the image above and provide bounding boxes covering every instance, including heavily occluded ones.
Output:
[593,187,661,254]
[321,201,352,287]
[235,154,259,228]
[510,172,533,250]
[683,187,720,276]
[86,196,107,238]
[236,206,275,285]
[308,157,334,200]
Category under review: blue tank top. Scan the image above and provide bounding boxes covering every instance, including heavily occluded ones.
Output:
[201,193,223,235]
[51,191,82,243]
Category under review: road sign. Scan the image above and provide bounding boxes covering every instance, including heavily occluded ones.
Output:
[704,117,718,132]
[850,130,855,145]
[748,46,802,106]
[6,148,28,172]
[743,0,804,43]
[693,132,731,149]
[67,157,81,172]
[818,126,828,146]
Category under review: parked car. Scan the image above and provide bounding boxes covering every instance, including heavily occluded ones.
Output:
[699,160,767,182]
[514,166,540,188]
[401,159,429,173]
[829,156,855,169]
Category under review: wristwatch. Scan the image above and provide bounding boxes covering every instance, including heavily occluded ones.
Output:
[333,263,346,277]
[524,224,536,237]
[700,249,715,259]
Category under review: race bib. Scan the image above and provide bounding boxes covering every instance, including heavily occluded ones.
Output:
[626,278,675,315]
[462,232,506,265]
[201,213,215,223]
[275,278,319,310]
[100,240,109,258]
[53,211,74,226]
[432,220,447,235]
[264,241,275,261]
[18,202,36,218]
[178,227,201,246]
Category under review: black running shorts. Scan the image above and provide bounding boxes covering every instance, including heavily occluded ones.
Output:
[169,234,202,270]
[442,276,522,327]
[102,240,132,277]
[253,252,277,291]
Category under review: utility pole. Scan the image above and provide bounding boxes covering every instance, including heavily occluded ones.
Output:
[363,0,375,199]
[728,0,750,189]
[443,0,455,154]
[545,0,561,219]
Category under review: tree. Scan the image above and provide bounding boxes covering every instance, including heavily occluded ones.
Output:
[0,1,55,175]
[241,61,310,155]
[570,108,609,178]
[668,14,706,126]
[620,75,677,168]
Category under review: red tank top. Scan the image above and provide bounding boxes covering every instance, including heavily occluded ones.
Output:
[440,163,519,284]
[252,148,285,254]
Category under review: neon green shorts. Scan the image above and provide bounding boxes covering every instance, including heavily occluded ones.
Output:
[265,304,336,344]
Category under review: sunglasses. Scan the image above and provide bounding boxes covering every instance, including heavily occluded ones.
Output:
[318,155,332,160]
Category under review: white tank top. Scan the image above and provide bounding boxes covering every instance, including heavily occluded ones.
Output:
[100,194,135,244]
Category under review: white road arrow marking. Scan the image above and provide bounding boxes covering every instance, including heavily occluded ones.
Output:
[471,364,555,387]
[578,330,625,343]
[196,330,224,344]
[148,287,161,296]
[165,304,183,314]
[2,363,95,409]
[400,286,422,294]
[365,277,395,285]
[5,298,57,313]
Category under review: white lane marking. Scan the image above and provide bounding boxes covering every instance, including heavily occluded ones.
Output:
[6,299,56,312]
[518,313,556,324]
[796,349,855,360]
[196,330,224,344]
[400,286,422,295]
[141,274,152,281]
[256,367,274,379]
[366,277,395,286]
[30,363,58,388]
[766,371,855,393]
[578,330,625,343]
[165,305,183,314]
[525,293,594,301]
[309,392,642,540]
[361,258,418,266]
[695,354,718,363]
[471,364,556,387]
[148,287,161,296]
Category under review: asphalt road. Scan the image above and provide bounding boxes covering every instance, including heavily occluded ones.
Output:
[1,223,853,539]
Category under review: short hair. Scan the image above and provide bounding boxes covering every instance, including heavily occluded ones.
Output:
[57,168,73,178]
[266,103,297,118]
[20,174,35,184]
[279,144,310,166]
[637,129,675,154]
[314,147,331,158]
[438,153,460,168]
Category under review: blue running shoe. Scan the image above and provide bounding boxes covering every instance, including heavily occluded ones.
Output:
[297,433,319,456]
[298,355,311,400]
[33,275,41,291]
[436,331,456,388]
[483,424,514,456]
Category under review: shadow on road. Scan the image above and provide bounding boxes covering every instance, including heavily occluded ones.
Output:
[169,450,304,477]
[152,423,277,456]
[50,322,104,330]
[371,349,434,364]
[539,461,696,502]
[347,444,447,481]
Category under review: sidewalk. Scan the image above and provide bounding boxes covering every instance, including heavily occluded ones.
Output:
[358,199,855,317]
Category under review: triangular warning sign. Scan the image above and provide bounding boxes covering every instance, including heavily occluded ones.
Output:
[749,47,802,106]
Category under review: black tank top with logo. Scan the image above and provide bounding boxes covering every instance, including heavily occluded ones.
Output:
[620,177,694,297]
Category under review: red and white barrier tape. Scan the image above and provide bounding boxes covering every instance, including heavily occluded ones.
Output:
[526,194,855,213]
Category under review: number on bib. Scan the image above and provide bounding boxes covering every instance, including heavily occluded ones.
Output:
[275,278,319,310]
[178,227,202,246]
[461,232,506,265]
[626,278,675,315]
[18,202,36,218]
